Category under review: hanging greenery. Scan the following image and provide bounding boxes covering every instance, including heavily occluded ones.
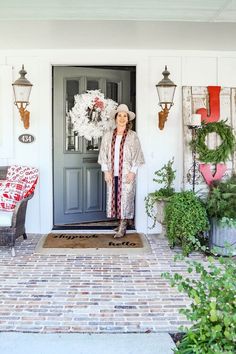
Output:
[191,120,236,163]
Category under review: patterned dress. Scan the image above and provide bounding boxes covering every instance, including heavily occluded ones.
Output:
[98,129,145,219]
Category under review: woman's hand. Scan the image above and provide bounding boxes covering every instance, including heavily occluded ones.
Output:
[104,171,112,184]
[126,172,136,183]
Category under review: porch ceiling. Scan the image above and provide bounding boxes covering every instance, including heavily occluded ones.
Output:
[1,0,236,22]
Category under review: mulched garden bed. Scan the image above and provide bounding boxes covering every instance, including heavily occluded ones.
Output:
[169,332,185,344]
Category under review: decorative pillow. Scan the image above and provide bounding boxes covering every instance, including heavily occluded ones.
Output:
[6,165,39,198]
[0,181,4,194]
[0,180,26,211]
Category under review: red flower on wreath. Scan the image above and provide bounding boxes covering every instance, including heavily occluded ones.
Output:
[93,97,104,110]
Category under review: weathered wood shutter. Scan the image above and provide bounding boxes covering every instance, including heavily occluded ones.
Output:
[182,86,236,190]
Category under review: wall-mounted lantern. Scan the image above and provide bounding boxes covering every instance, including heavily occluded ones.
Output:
[156,66,176,130]
[12,65,33,129]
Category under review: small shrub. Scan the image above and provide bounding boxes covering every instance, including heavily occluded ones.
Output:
[162,255,236,354]
[206,174,236,227]
[145,158,176,228]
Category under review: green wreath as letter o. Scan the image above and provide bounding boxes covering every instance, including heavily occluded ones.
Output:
[193,121,236,164]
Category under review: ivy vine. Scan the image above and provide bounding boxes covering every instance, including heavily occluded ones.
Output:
[191,120,236,163]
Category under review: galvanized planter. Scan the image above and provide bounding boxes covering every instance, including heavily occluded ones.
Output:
[209,219,236,256]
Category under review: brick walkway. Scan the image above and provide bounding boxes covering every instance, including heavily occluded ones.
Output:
[0,234,206,333]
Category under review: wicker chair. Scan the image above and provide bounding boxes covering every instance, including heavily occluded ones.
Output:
[0,166,33,256]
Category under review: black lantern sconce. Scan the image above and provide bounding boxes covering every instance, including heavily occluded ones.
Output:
[12,65,33,129]
[156,66,176,130]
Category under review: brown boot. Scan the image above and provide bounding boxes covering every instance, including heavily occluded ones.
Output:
[113,221,120,233]
[126,219,134,228]
[114,219,127,238]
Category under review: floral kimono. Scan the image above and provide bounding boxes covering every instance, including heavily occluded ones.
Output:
[98,129,144,219]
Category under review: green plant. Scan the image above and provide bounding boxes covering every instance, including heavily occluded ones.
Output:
[145,158,176,228]
[206,174,236,227]
[165,191,209,255]
[162,255,236,354]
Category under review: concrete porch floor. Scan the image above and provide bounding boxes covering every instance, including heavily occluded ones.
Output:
[0,234,206,334]
[0,333,176,354]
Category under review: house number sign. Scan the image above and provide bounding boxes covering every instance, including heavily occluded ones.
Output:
[18,134,35,144]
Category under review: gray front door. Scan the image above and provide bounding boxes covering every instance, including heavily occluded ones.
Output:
[53,66,131,226]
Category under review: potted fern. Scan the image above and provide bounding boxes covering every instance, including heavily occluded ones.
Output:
[145,158,176,230]
[205,174,236,255]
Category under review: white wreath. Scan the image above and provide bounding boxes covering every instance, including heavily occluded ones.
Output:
[69,90,118,140]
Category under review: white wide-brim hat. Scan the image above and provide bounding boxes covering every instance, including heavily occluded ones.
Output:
[110,104,135,121]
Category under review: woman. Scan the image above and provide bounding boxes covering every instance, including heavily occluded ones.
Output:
[98,104,145,238]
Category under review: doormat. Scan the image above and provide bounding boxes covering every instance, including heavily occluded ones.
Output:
[35,232,151,255]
